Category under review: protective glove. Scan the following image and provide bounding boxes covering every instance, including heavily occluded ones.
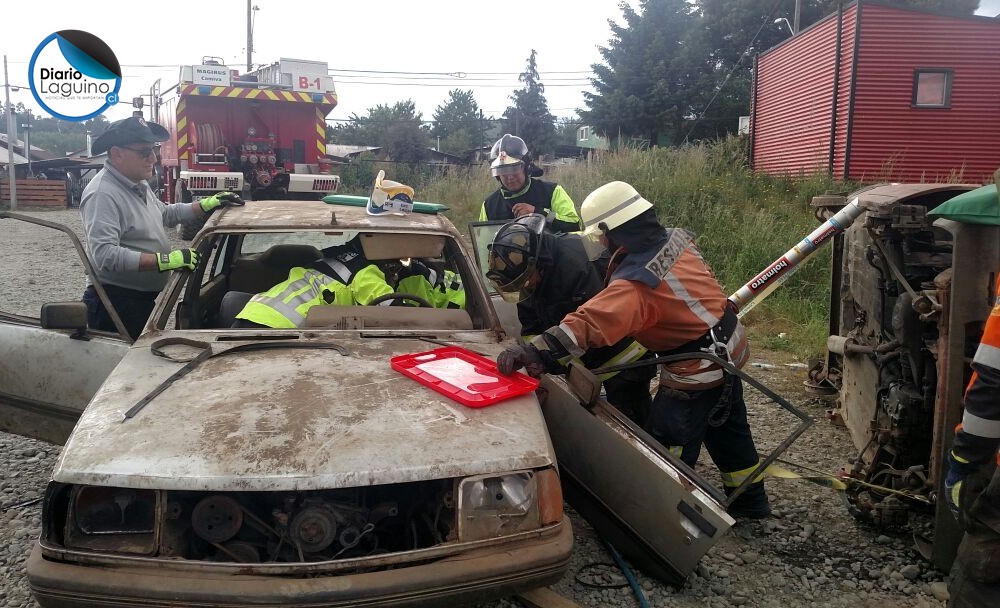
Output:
[156,248,201,272]
[200,191,245,213]
[498,343,552,377]
[944,452,979,519]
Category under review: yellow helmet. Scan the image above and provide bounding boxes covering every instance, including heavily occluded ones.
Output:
[579,181,653,259]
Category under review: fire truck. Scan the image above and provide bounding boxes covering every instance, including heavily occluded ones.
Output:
[150,57,341,238]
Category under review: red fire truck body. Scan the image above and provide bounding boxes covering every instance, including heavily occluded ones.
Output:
[153,58,339,206]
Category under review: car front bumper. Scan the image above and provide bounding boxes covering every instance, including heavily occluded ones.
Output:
[28,518,572,608]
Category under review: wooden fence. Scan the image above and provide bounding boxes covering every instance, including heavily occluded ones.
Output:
[0,179,67,208]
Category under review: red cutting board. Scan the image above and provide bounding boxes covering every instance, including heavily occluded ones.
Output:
[390,346,540,407]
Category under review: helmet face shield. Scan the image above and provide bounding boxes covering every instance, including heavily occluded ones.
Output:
[491,159,525,177]
[580,225,607,261]
[486,215,544,301]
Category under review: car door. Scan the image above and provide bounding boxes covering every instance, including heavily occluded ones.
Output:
[0,212,129,444]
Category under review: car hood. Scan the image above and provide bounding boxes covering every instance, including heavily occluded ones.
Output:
[54,334,554,491]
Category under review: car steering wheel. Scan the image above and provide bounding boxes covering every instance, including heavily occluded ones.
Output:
[368,292,434,308]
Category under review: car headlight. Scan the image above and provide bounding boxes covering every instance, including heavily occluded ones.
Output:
[63,485,160,555]
[457,468,562,542]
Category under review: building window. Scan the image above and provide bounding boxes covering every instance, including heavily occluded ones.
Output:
[912,69,953,108]
[577,126,589,141]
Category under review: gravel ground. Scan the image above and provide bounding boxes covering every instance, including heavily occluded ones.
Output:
[0,209,953,607]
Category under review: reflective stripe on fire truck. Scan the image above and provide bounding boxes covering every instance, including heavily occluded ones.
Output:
[179,84,337,105]
[176,98,188,161]
[316,108,326,157]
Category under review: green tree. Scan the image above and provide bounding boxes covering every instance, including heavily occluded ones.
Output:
[502,50,556,156]
[580,0,698,146]
[330,100,431,164]
[1,106,110,157]
[431,89,482,156]
[555,116,582,147]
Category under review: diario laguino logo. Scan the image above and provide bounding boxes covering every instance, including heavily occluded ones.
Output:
[29,30,122,122]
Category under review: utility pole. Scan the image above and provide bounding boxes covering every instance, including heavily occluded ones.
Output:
[3,55,16,211]
[246,0,253,72]
[793,0,801,35]
[20,119,31,177]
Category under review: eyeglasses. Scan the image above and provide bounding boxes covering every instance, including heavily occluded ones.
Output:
[119,145,158,159]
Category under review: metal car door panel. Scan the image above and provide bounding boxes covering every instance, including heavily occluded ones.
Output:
[538,374,734,587]
[0,317,127,445]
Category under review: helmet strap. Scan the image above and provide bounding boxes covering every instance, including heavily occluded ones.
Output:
[499,174,531,198]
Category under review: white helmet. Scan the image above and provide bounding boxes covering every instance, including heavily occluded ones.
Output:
[579,181,653,259]
[489,134,529,177]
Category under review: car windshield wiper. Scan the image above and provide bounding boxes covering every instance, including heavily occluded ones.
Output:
[120,337,350,422]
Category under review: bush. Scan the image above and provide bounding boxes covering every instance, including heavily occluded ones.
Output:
[394,138,858,358]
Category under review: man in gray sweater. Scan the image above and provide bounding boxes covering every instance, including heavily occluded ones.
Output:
[81,116,242,339]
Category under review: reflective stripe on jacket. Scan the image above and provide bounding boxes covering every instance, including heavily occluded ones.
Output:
[236,267,351,328]
[953,274,1000,465]
[480,178,581,233]
[396,264,466,309]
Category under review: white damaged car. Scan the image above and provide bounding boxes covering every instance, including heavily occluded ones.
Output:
[0,201,737,607]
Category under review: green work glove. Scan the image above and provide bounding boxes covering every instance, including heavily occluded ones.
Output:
[199,191,245,213]
[156,249,201,272]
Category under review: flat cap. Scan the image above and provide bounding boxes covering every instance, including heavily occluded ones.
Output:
[92,116,169,155]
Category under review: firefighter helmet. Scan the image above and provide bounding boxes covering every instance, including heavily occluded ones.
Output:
[486,213,546,303]
[489,134,530,177]
[579,181,654,259]
[367,170,415,215]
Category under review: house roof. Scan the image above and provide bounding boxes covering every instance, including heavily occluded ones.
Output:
[0,146,29,166]
[0,133,56,161]
[326,144,381,157]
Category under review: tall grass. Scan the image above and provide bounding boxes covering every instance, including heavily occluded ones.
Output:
[347,138,855,359]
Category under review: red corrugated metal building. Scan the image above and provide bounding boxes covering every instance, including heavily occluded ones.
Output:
[750,1,1000,183]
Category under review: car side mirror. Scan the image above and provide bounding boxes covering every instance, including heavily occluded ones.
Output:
[40,302,90,340]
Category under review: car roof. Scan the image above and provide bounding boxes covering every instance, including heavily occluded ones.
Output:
[206,199,456,234]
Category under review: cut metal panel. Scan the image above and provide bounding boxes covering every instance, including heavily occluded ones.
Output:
[539,375,733,586]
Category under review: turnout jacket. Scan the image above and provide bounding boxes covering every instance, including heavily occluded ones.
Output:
[518,233,601,336]
[538,229,749,390]
[480,178,581,234]
[952,274,1000,466]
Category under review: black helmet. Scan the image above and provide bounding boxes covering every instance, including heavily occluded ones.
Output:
[486,213,546,303]
[489,134,530,177]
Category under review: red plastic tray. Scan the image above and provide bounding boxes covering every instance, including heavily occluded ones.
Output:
[390,346,540,408]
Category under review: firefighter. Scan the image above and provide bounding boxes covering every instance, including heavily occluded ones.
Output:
[496,181,770,519]
[479,134,581,234]
[944,273,1000,607]
[395,260,467,309]
[233,266,353,329]
[486,213,654,423]
[80,116,244,339]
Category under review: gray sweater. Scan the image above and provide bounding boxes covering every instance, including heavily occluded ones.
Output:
[80,164,196,292]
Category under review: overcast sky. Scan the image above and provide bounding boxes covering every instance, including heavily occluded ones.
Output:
[4,1,998,127]
[4,0,641,125]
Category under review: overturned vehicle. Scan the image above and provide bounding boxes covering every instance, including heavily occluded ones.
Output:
[0,200,771,607]
[809,182,1000,572]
